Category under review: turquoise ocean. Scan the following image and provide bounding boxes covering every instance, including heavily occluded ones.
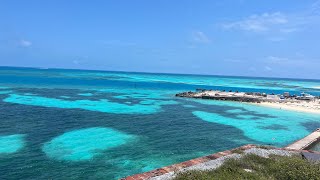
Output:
[0,66,320,179]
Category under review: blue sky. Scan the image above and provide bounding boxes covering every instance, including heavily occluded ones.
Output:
[0,0,320,79]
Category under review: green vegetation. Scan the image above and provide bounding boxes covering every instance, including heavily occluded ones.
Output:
[255,145,275,150]
[174,154,320,180]
[230,149,244,154]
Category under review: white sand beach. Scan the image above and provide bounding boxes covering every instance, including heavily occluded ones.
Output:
[177,90,320,115]
[258,101,320,114]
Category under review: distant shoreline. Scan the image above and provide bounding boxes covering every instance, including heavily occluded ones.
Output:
[1,65,320,81]
[176,89,320,115]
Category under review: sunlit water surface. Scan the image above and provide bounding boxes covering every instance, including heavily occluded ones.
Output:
[0,67,320,179]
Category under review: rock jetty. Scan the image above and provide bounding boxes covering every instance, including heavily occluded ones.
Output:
[175,90,319,103]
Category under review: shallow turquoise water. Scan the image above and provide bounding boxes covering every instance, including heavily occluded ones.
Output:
[0,134,25,154]
[42,127,135,161]
[0,67,319,179]
[3,94,178,115]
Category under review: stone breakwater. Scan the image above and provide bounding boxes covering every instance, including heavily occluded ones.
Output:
[176,92,263,103]
[176,90,267,103]
[175,90,320,104]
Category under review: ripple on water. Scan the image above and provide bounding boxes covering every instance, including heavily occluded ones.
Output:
[0,90,12,95]
[42,127,135,161]
[60,96,71,99]
[183,105,196,108]
[0,134,25,155]
[78,93,93,96]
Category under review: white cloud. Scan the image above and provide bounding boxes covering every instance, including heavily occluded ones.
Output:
[264,56,319,66]
[224,59,244,63]
[187,45,197,49]
[72,56,89,65]
[311,0,320,15]
[248,67,257,72]
[192,31,211,43]
[265,56,290,63]
[223,12,288,32]
[73,60,80,65]
[19,39,32,47]
[264,66,272,71]
[222,1,320,36]
[280,28,299,33]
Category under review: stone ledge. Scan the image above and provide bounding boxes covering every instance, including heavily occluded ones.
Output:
[120,143,320,180]
[121,145,263,180]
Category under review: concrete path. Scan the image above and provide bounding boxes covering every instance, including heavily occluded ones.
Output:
[286,128,320,150]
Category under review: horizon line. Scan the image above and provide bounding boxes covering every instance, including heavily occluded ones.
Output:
[1,65,320,82]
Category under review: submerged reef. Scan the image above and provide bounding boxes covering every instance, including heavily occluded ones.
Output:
[42,127,135,161]
[0,134,25,155]
[3,94,178,115]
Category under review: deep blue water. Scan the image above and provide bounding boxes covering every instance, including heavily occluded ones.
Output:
[0,67,320,179]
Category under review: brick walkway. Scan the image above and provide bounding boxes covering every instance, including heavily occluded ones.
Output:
[120,144,320,180]
[121,129,320,180]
